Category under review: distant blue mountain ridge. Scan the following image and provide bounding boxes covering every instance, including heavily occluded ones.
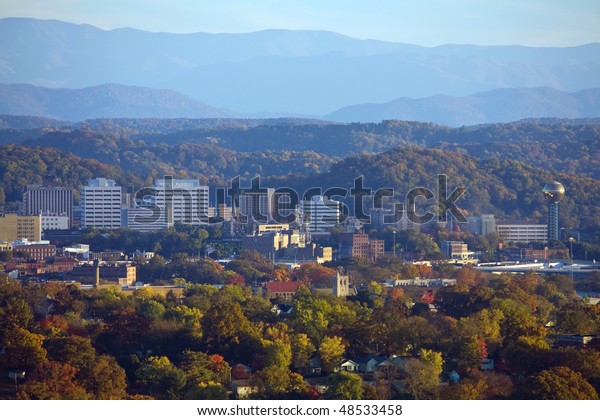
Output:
[0,18,599,120]
[0,83,599,126]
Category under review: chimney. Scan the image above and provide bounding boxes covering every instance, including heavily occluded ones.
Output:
[93,259,100,288]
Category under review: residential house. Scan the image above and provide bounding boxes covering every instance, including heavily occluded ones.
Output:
[231,380,257,399]
[336,359,359,372]
[231,363,252,380]
[304,356,323,377]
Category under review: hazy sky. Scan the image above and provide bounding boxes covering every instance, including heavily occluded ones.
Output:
[1,0,599,46]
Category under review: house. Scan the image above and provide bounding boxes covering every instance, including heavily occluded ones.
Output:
[304,356,322,377]
[270,303,293,317]
[302,356,322,377]
[355,355,388,373]
[336,359,359,372]
[555,334,598,349]
[390,356,406,371]
[230,380,257,399]
[231,363,252,380]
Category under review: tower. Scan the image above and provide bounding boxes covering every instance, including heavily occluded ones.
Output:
[543,181,565,242]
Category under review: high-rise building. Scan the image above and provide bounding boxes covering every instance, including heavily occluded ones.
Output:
[81,178,122,229]
[0,214,42,242]
[543,181,565,242]
[301,195,341,233]
[23,186,73,227]
[126,177,208,231]
[461,214,496,236]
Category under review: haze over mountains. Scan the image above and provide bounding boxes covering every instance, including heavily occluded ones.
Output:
[1,17,600,123]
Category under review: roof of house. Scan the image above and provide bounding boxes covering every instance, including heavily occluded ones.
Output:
[265,281,303,294]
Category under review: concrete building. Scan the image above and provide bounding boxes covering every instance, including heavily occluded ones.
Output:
[126,177,209,231]
[217,204,233,222]
[41,214,70,231]
[81,178,122,229]
[441,241,473,260]
[462,214,497,236]
[23,186,73,228]
[0,214,42,242]
[301,195,341,233]
[338,232,385,261]
[242,232,290,260]
[497,223,548,244]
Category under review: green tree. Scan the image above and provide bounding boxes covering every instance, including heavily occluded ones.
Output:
[250,365,292,398]
[319,336,345,374]
[0,297,34,329]
[523,366,598,400]
[180,351,231,385]
[403,358,440,400]
[201,294,254,359]
[139,300,166,322]
[324,371,364,400]
[419,348,443,377]
[264,340,292,369]
[44,336,96,372]
[84,355,128,399]
[136,356,187,399]
[291,293,331,344]
[291,333,316,370]
[0,327,47,372]
[184,381,228,399]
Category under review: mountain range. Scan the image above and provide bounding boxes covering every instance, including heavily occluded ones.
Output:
[1,83,599,126]
[1,17,600,118]
[0,83,236,121]
[326,87,600,126]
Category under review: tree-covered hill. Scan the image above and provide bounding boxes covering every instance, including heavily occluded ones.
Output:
[285,147,600,231]
[1,118,600,231]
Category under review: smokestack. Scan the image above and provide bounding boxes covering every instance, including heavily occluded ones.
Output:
[93,259,100,288]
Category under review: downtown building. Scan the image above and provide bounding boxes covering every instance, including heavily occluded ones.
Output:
[338,232,385,261]
[496,222,548,244]
[81,178,123,229]
[23,185,73,228]
[125,177,209,231]
[300,195,341,233]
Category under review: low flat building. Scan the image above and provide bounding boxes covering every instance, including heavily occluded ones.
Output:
[386,278,457,287]
[14,243,56,260]
[66,263,136,286]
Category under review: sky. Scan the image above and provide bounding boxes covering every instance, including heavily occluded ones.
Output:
[1,0,599,46]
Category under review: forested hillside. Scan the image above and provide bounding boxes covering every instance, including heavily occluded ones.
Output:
[1,117,600,231]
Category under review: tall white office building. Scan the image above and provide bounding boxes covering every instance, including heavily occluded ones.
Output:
[300,195,341,233]
[81,178,122,229]
[127,177,209,231]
